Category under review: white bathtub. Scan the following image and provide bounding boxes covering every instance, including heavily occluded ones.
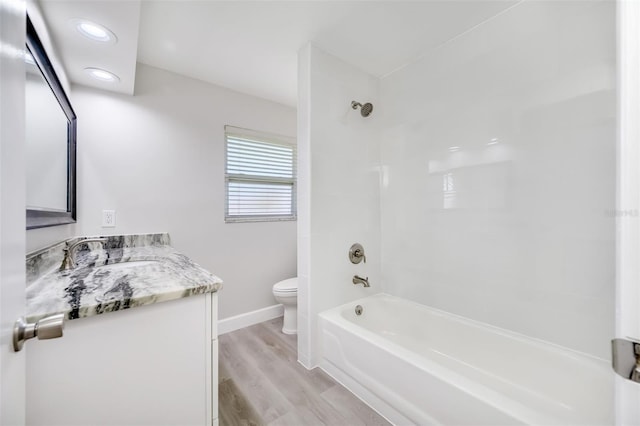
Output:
[319,293,613,426]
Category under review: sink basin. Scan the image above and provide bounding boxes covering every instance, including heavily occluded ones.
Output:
[93,260,163,303]
[95,260,159,271]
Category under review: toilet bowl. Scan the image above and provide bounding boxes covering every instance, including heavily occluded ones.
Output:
[272,277,297,334]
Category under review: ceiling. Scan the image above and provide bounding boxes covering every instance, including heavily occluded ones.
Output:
[38,0,141,95]
[39,0,517,106]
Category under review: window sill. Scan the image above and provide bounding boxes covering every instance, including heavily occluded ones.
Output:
[225,216,297,224]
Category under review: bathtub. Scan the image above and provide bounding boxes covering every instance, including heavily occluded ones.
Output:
[319,294,613,425]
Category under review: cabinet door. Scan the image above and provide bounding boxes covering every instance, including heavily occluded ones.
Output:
[212,339,219,422]
[210,292,219,425]
[27,296,210,425]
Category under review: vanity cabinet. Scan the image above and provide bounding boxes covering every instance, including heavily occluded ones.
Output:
[25,293,218,426]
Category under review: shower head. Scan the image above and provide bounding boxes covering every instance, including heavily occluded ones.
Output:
[351,100,373,117]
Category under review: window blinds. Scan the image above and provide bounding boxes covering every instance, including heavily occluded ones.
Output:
[225,128,296,222]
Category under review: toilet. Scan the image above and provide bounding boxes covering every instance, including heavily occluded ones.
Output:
[272,277,297,334]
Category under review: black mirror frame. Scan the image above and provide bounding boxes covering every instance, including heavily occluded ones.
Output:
[26,15,77,230]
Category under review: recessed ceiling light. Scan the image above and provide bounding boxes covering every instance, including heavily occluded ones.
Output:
[71,19,117,44]
[487,138,499,146]
[84,67,120,83]
[448,146,460,152]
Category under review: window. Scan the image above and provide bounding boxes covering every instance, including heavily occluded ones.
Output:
[225,126,296,222]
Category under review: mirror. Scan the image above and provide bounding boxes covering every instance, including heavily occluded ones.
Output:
[26,15,77,229]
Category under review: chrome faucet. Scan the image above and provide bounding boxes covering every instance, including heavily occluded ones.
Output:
[352,275,370,287]
[60,238,108,271]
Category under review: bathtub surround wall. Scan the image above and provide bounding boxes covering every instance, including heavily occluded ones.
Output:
[297,44,381,367]
[379,0,615,360]
[301,0,615,365]
[618,2,640,422]
[40,63,297,320]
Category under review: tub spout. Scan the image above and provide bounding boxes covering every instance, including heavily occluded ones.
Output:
[352,275,370,287]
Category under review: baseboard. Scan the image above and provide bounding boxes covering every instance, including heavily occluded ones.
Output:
[218,304,284,335]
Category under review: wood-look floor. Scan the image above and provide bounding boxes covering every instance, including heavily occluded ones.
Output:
[218,317,391,426]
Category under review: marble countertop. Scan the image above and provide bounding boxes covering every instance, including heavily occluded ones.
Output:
[26,234,223,323]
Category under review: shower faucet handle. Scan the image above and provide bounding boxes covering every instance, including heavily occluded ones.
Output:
[349,243,366,264]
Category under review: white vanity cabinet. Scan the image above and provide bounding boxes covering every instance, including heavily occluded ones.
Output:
[25,292,219,426]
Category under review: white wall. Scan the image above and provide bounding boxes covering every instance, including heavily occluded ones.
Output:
[617,1,640,420]
[298,44,381,367]
[64,63,296,320]
[27,225,76,253]
[379,0,615,359]
[26,0,70,94]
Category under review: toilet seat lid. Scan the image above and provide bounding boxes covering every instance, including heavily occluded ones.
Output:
[273,277,297,292]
